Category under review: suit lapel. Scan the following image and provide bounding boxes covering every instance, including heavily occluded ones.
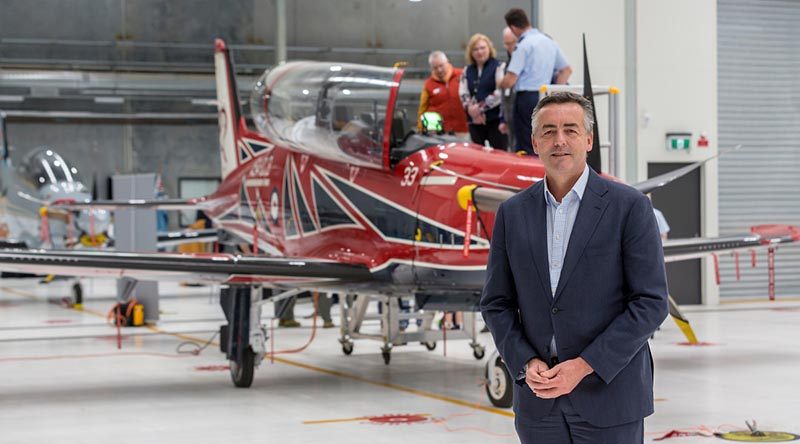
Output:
[553,170,609,301]
[522,182,552,299]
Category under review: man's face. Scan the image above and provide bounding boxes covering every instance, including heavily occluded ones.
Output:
[430,57,449,81]
[502,30,516,54]
[532,103,593,178]
[509,25,524,38]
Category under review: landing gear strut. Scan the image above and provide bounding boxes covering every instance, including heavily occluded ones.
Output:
[220,286,266,388]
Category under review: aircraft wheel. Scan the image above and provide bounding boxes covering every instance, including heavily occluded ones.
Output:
[423,341,436,351]
[485,356,513,408]
[381,348,391,365]
[229,347,255,388]
[472,344,486,360]
[72,283,83,306]
[342,341,354,355]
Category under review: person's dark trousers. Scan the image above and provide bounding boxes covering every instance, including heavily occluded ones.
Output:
[513,91,540,154]
[515,396,644,444]
[468,120,509,151]
[274,296,296,321]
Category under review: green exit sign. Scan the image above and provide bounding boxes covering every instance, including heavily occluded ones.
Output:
[666,133,692,151]
[671,138,690,149]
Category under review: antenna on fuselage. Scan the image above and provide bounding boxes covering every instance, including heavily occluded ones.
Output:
[582,34,602,174]
[0,111,8,162]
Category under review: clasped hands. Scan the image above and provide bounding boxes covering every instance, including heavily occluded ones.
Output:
[467,102,486,125]
[525,356,593,399]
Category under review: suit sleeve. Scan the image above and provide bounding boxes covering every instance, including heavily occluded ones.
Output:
[579,194,669,384]
[480,204,538,381]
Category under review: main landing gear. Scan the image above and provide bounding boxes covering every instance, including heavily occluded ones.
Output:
[219,286,268,388]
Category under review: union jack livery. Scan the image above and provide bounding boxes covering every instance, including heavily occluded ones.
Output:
[1,40,797,402]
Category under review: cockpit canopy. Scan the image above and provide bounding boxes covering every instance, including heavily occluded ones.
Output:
[18,148,86,193]
[251,61,417,169]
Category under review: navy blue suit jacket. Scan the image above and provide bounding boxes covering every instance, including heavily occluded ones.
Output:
[480,168,668,427]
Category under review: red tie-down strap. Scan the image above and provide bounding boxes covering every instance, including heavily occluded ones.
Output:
[462,200,473,258]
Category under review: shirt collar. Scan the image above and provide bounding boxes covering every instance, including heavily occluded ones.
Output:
[518,28,537,42]
[544,164,590,206]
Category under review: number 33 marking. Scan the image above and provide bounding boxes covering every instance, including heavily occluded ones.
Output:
[400,166,419,186]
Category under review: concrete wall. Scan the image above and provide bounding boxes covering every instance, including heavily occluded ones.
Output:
[5,122,220,227]
[1,0,529,69]
[2,0,721,305]
[541,0,719,304]
[541,0,627,177]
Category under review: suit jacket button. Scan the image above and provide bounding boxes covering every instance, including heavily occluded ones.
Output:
[551,307,559,314]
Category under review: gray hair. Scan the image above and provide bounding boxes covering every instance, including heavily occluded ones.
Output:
[530,91,594,135]
[428,50,448,66]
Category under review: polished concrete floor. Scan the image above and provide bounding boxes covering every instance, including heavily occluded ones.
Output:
[1,278,799,443]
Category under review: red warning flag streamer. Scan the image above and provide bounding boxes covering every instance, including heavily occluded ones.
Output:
[768,247,776,301]
[711,253,720,285]
[462,200,473,258]
[734,251,740,281]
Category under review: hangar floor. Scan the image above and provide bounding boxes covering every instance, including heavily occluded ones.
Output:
[1,279,799,443]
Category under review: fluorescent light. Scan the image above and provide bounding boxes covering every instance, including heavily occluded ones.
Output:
[0,95,24,102]
[190,98,217,106]
[94,96,124,104]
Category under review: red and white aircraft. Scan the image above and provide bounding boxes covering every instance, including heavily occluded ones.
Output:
[0,40,797,396]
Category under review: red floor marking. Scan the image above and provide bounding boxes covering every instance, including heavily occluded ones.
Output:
[43,319,73,324]
[367,414,430,425]
[194,365,230,372]
[769,306,800,312]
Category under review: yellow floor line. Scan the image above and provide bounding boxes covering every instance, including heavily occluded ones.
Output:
[0,286,41,300]
[72,299,516,418]
[720,296,800,304]
[269,355,514,418]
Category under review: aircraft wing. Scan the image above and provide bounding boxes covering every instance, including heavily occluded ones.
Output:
[0,249,373,287]
[51,198,206,211]
[663,224,800,262]
[157,228,218,248]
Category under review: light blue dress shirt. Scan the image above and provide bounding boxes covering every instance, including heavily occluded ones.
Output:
[543,164,590,358]
[653,208,670,236]
[506,28,569,92]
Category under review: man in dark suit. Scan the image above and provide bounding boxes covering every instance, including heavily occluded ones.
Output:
[481,92,668,443]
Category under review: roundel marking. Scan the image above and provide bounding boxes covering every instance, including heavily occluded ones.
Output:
[270,187,280,224]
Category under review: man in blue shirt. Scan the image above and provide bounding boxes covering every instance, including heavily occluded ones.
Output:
[499,8,572,155]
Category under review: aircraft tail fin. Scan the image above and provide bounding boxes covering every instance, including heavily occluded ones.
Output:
[582,35,602,174]
[214,39,244,180]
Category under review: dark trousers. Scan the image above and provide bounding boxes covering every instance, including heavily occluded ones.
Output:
[513,91,540,155]
[515,397,644,444]
[468,120,508,151]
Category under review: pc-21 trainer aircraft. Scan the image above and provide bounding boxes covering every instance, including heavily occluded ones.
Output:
[0,40,796,398]
[0,142,218,252]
